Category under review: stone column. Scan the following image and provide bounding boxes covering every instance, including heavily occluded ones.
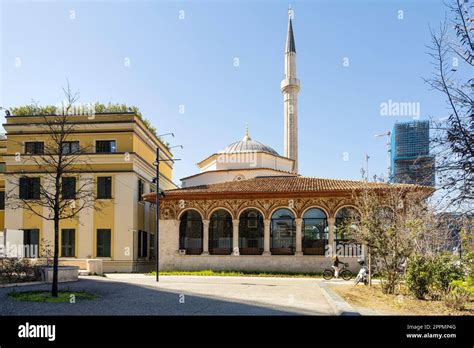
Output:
[202,219,210,255]
[263,219,271,256]
[295,218,303,256]
[328,217,335,255]
[232,219,239,256]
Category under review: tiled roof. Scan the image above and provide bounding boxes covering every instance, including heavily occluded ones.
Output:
[159,176,432,197]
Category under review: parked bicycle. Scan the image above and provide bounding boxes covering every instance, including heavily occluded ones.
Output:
[323,262,353,281]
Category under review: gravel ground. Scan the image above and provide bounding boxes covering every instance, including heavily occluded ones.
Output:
[0,275,349,315]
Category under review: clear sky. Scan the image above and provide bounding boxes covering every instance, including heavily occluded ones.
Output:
[0,0,453,184]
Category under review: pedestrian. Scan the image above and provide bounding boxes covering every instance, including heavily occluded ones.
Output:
[332,255,340,278]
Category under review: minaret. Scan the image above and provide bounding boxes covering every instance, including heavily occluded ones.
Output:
[281,7,300,173]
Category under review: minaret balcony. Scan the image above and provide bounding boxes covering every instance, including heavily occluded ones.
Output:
[280,78,300,93]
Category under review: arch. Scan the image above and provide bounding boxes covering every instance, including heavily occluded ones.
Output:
[209,209,233,255]
[302,208,328,255]
[178,208,205,221]
[237,206,266,220]
[335,206,360,245]
[268,206,297,220]
[239,208,264,255]
[334,205,361,217]
[179,209,203,255]
[301,205,330,219]
[270,208,295,255]
[208,206,234,220]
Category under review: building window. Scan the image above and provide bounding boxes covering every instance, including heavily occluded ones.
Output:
[23,229,39,258]
[25,142,44,155]
[96,229,111,257]
[62,177,76,199]
[239,209,264,255]
[270,208,295,255]
[302,208,328,255]
[97,177,112,199]
[179,210,203,255]
[138,230,148,258]
[61,229,76,257]
[138,179,144,202]
[209,209,232,255]
[0,191,4,210]
[96,140,116,153]
[62,141,80,154]
[19,177,40,200]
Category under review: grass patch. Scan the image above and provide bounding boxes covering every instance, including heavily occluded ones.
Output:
[8,290,97,303]
[147,269,323,278]
[330,283,474,315]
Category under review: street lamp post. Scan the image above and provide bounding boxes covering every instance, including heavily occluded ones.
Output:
[153,135,182,283]
[374,131,392,181]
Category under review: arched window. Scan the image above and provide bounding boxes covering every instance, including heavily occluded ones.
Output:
[239,209,264,255]
[270,208,295,255]
[335,207,360,246]
[209,209,233,255]
[302,208,328,255]
[179,210,203,255]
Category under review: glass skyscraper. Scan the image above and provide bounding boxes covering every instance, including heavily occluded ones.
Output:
[390,120,435,186]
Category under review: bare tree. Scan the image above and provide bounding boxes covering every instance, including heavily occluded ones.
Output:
[6,82,100,297]
[425,0,473,212]
[346,188,436,294]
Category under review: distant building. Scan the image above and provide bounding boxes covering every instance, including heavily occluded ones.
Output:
[390,120,435,186]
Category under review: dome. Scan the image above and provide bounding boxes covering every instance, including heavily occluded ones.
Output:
[219,128,279,156]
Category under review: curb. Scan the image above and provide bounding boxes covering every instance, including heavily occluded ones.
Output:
[319,282,360,316]
[0,281,45,288]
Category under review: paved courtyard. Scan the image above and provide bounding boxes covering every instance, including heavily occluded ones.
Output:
[0,274,360,315]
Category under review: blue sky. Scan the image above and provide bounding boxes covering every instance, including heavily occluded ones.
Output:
[0,0,453,184]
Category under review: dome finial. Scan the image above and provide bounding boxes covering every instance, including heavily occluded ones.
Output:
[242,124,251,141]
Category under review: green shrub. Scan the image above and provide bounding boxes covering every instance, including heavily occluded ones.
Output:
[444,278,474,310]
[405,254,465,300]
[0,258,43,283]
[405,256,433,299]
[430,255,464,299]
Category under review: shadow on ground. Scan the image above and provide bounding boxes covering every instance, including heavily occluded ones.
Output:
[0,278,329,316]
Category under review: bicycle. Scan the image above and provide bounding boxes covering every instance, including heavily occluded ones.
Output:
[323,262,353,281]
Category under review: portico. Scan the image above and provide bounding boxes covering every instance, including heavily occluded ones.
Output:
[143,176,425,272]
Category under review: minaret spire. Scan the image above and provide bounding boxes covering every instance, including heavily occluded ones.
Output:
[286,6,296,53]
[281,6,300,173]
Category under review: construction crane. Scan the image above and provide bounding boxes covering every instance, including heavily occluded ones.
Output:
[374,131,391,181]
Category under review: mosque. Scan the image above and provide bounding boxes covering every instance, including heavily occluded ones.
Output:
[144,10,430,272]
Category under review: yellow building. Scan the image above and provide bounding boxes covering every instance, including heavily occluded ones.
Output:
[0,111,176,272]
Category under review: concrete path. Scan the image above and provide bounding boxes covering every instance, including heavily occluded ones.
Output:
[0,274,358,316]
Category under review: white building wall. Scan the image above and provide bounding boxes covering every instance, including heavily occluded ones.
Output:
[182,168,295,187]
[78,174,94,259]
[4,177,23,231]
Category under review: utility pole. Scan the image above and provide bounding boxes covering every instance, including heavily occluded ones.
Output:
[365,154,370,181]
[153,133,182,283]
